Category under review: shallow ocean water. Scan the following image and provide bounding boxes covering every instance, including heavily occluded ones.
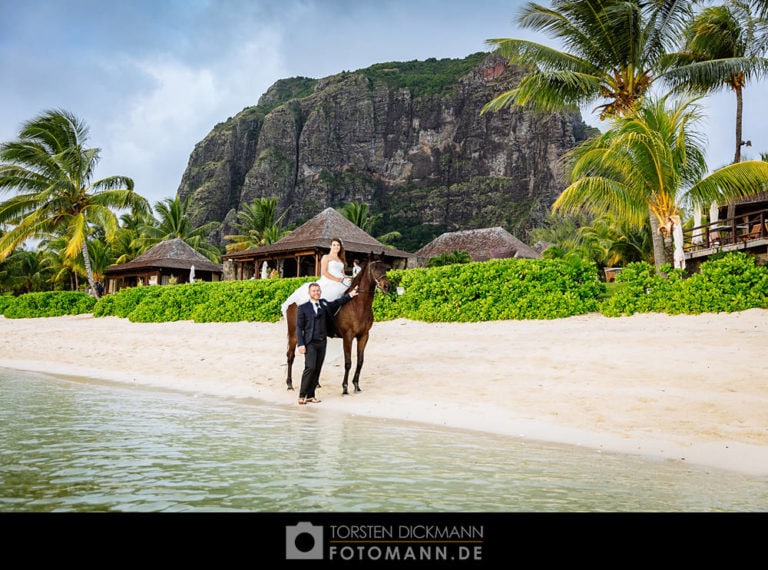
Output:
[1,367,766,512]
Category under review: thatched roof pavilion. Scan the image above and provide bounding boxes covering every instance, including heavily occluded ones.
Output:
[414,227,540,265]
[222,207,414,280]
[103,238,222,293]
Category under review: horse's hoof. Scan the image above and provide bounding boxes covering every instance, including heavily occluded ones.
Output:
[287,386,294,391]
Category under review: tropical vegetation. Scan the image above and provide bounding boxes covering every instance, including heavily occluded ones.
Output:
[483,0,768,269]
[337,201,401,245]
[554,95,768,266]
[3,252,766,322]
[4,1,768,308]
[0,109,149,298]
[223,197,291,253]
[133,195,222,262]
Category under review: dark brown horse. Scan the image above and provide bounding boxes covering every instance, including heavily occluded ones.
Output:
[285,252,392,395]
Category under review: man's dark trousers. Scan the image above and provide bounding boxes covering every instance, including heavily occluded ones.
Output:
[300,337,326,399]
[299,302,328,399]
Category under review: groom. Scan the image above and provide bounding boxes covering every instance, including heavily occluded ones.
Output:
[296,282,358,404]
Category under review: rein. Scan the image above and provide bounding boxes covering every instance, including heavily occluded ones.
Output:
[349,261,388,294]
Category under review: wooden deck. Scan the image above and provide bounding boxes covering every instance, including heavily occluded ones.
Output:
[683,208,768,268]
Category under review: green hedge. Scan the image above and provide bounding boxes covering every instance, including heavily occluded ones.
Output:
[92,277,315,323]
[0,291,96,318]
[3,253,766,322]
[601,252,768,316]
[376,257,605,322]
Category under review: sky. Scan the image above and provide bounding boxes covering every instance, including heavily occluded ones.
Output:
[2,0,767,210]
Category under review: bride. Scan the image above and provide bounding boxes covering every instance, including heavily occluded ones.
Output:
[281,237,352,317]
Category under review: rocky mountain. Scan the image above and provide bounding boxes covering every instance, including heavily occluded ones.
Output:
[176,52,596,252]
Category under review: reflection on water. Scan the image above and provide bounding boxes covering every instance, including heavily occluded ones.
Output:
[1,368,766,512]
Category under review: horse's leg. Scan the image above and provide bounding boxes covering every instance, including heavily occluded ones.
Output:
[286,339,295,390]
[286,306,297,391]
[351,332,369,393]
[341,334,354,395]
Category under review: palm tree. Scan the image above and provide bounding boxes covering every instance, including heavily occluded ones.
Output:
[223,197,290,253]
[338,202,377,233]
[338,201,401,244]
[110,209,157,264]
[667,0,768,163]
[0,109,149,298]
[0,248,49,294]
[136,195,222,262]
[750,0,768,19]
[482,1,767,264]
[482,0,692,119]
[554,94,768,268]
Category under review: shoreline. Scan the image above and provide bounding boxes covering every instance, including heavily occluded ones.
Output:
[2,310,768,476]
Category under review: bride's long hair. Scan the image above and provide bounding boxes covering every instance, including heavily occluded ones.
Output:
[330,237,347,267]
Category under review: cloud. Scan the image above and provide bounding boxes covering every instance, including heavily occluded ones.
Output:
[96,31,286,207]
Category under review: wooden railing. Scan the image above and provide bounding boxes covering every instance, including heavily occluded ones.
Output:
[683,208,768,252]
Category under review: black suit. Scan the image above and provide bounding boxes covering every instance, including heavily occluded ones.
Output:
[296,294,354,399]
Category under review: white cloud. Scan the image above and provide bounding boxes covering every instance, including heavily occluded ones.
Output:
[96,31,286,208]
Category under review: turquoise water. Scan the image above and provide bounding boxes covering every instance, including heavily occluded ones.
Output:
[1,367,766,512]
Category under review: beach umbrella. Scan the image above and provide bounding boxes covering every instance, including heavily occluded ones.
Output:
[709,201,720,243]
[673,221,685,269]
[261,261,268,279]
[709,201,719,223]
[189,264,195,283]
[692,204,703,245]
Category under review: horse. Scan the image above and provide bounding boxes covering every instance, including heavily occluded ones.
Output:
[284,252,392,395]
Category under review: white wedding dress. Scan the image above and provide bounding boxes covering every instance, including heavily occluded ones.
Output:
[281,260,349,316]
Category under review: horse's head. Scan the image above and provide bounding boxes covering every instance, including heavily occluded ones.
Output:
[355,252,391,294]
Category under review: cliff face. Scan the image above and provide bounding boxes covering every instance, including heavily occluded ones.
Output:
[177,53,592,251]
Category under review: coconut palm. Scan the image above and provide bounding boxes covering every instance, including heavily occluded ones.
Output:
[0,109,149,298]
[666,0,768,163]
[0,248,49,294]
[750,0,768,19]
[110,209,158,264]
[554,95,768,268]
[136,195,222,262]
[338,201,402,245]
[483,1,768,266]
[223,197,290,253]
[482,0,693,119]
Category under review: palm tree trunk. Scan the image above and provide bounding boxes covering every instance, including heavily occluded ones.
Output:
[649,209,666,271]
[81,241,99,299]
[734,85,743,164]
[728,85,745,219]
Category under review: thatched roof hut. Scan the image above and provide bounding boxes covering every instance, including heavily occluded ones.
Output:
[103,238,222,292]
[222,208,414,280]
[414,227,540,265]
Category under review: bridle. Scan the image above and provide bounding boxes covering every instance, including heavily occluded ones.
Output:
[353,260,390,294]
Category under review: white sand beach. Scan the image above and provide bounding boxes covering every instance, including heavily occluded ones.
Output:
[1,310,767,476]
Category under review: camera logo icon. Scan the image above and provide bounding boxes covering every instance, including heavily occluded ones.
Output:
[286,521,324,560]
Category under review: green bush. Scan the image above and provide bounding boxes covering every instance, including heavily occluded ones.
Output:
[92,277,315,323]
[10,252,766,323]
[1,291,96,318]
[191,277,313,323]
[600,252,768,316]
[128,282,215,322]
[93,286,165,319]
[0,295,15,315]
[376,257,605,322]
